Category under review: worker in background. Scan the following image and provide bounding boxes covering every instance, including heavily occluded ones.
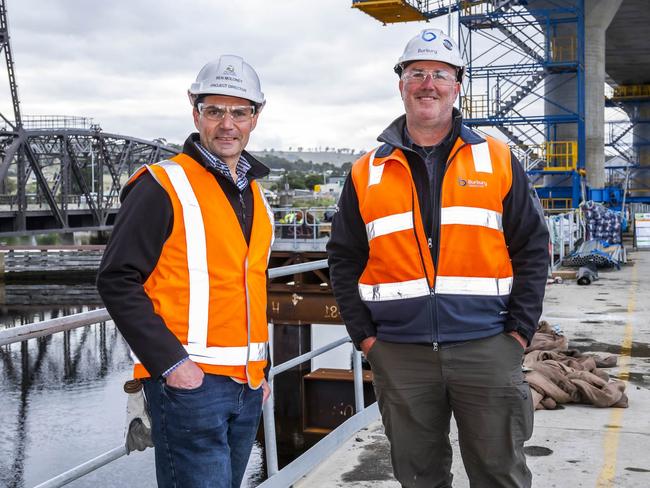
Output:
[97,54,273,488]
[327,29,549,487]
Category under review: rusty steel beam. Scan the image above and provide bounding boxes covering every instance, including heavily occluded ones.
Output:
[268,287,343,325]
[267,251,344,325]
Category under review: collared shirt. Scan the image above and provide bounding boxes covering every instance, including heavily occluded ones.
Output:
[194,142,251,192]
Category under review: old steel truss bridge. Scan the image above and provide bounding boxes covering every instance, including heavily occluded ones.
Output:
[0,0,177,237]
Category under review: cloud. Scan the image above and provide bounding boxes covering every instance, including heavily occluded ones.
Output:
[3,0,447,150]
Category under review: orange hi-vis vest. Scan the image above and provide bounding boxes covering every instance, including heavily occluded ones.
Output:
[350,134,514,345]
[127,153,274,388]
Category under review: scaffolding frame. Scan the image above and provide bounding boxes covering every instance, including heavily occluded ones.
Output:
[456,0,586,209]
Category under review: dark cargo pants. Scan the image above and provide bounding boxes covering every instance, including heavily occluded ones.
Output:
[366,333,534,488]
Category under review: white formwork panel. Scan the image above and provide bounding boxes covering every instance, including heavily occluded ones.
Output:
[634,213,650,249]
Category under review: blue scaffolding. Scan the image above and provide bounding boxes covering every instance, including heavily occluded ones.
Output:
[352,0,589,210]
[455,0,586,211]
[605,85,650,206]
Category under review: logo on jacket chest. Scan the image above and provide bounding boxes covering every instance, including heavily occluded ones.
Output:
[458,177,488,188]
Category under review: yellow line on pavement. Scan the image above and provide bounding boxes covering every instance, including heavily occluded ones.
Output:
[595,266,637,488]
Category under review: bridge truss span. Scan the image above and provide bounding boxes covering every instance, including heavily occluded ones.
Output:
[0,126,178,235]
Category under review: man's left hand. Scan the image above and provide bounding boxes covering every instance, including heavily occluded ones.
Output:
[507,331,527,350]
[262,380,271,403]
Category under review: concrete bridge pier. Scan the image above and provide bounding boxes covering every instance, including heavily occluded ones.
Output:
[584,0,623,189]
[539,0,622,190]
[632,104,650,196]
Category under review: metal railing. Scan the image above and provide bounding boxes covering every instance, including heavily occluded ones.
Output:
[272,207,336,251]
[545,208,585,269]
[0,193,120,211]
[0,258,377,488]
[21,115,97,130]
[261,336,370,486]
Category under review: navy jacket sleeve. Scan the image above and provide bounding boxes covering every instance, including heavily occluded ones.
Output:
[501,153,550,344]
[326,174,376,349]
[96,173,188,378]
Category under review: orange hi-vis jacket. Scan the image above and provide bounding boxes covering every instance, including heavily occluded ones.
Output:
[127,153,274,388]
[350,135,514,346]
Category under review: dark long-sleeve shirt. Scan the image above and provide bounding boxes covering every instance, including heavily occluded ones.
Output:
[96,134,269,378]
[327,112,549,349]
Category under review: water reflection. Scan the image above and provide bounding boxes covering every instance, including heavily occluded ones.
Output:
[0,308,264,487]
[0,283,101,306]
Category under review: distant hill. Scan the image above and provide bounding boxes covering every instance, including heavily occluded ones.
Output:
[250,149,365,167]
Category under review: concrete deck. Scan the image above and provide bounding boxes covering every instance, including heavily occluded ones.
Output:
[296,250,650,487]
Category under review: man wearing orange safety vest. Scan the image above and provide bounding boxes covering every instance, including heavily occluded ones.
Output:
[97,55,273,488]
[327,29,549,488]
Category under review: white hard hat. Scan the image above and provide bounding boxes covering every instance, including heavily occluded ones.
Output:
[188,54,265,106]
[395,29,465,79]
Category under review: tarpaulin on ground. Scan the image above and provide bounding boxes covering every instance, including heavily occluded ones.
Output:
[583,201,622,244]
[524,321,628,410]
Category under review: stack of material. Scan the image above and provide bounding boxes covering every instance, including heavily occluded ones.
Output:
[576,264,598,285]
[561,239,625,269]
[524,322,628,410]
[582,201,622,244]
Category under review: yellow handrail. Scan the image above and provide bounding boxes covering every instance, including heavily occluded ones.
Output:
[526,141,578,171]
[550,36,576,62]
[461,94,489,119]
[612,84,650,99]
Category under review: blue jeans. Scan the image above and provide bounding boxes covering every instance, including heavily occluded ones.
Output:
[143,374,263,488]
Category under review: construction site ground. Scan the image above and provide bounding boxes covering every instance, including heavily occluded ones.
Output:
[296,250,650,488]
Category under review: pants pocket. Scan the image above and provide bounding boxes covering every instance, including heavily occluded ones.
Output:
[162,376,207,395]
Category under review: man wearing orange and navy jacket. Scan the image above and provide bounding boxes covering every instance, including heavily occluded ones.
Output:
[327,29,549,488]
[97,55,273,488]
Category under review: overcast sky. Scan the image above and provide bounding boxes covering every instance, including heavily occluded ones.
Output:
[1,0,450,153]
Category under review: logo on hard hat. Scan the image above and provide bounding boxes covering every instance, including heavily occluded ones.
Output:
[421,30,437,42]
[223,65,236,75]
[443,39,454,51]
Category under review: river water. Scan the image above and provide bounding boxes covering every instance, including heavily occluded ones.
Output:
[0,305,265,488]
[0,261,352,488]
[0,233,359,486]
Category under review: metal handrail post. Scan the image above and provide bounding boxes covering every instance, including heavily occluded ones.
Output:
[263,335,350,475]
[262,386,280,477]
[352,348,364,413]
[263,320,280,476]
[560,215,564,265]
[569,210,576,253]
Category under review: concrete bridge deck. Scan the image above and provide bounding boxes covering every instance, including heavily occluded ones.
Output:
[296,250,650,487]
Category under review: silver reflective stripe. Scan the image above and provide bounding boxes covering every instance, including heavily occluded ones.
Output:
[359,278,429,301]
[441,206,503,231]
[435,276,512,296]
[256,184,275,251]
[366,211,413,241]
[471,142,492,173]
[143,164,163,186]
[186,342,267,366]
[132,342,268,366]
[157,161,210,349]
[368,150,384,186]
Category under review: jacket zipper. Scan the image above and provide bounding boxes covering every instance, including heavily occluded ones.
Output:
[433,142,468,284]
[410,179,437,349]
[431,142,468,351]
